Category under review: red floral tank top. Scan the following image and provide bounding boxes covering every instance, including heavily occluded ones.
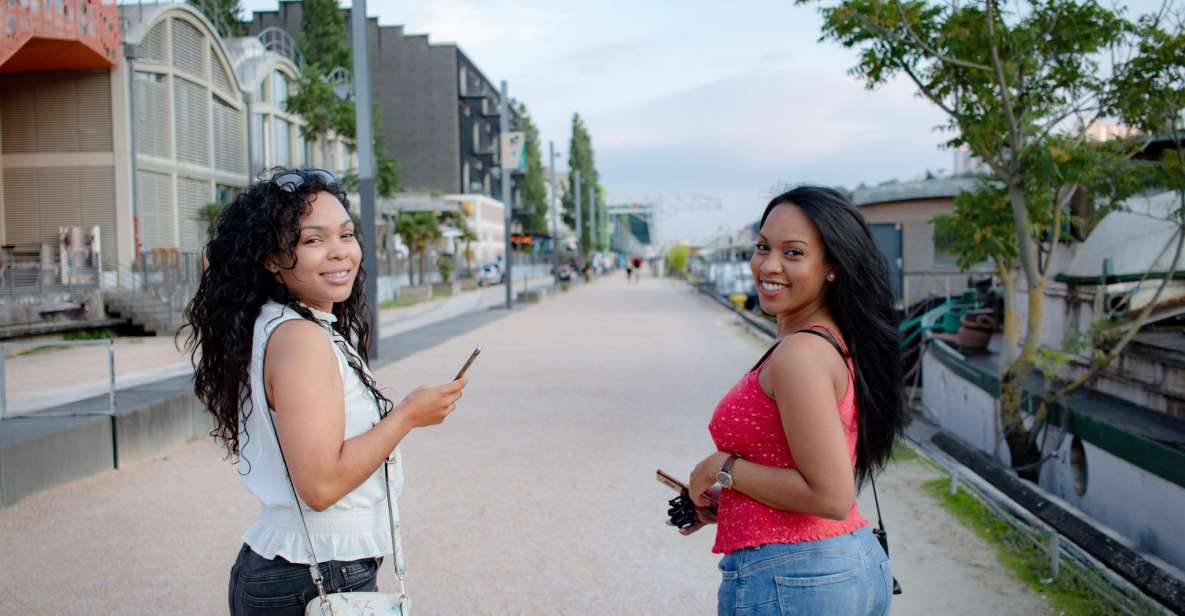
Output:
[708,325,868,554]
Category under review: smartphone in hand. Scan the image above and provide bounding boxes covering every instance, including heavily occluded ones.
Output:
[455,346,481,381]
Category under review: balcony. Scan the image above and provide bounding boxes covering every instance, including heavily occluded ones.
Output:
[1,0,120,72]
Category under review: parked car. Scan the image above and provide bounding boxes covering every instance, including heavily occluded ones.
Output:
[478,263,504,287]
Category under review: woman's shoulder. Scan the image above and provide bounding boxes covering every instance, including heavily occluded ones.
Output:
[768,327,847,374]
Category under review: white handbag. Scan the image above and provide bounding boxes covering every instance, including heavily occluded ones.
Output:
[260,337,411,616]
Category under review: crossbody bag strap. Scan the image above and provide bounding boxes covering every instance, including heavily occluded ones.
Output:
[259,323,407,611]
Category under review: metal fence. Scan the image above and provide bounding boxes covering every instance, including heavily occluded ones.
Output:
[0,244,101,295]
[0,338,117,421]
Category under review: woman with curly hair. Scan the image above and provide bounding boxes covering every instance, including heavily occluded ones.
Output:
[183,169,466,615]
[679,186,905,615]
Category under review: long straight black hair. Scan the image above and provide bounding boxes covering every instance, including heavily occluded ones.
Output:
[760,185,905,486]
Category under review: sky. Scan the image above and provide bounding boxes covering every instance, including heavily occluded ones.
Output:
[233,1,997,242]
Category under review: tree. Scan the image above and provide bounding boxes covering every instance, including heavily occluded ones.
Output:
[561,113,603,258]
[394,211,440,287]
[805,0,1177,476]
[189,0,245,38]
[286,0,400,197]
[518,104,550,235]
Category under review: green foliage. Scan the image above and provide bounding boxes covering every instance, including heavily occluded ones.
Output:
[198,202,226,240]
[518,104,550,235]
[64,328,116,341]
[395,211,441,286]
[1110,15,1185,138]
[665,244,691,274]
[561,113,603,256]
[923,477,1159,616]
[286,0,399,196]
[298,0,351,71]
[437,254,454,282]
[932,181,1015,271]
[188,0,245,37]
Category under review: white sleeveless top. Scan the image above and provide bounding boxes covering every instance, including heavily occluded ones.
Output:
[239,300,403,564]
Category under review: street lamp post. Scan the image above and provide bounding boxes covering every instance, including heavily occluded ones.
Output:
[574,169,583,272]
[548,141,559,284]
[499,80,513,309]
[350,0,379,356]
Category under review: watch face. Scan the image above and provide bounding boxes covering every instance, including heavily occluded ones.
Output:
[716,471,732,489]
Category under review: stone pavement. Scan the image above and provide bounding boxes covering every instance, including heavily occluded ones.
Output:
[0,275,1049,614]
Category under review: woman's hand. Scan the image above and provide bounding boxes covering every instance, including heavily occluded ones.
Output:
[675,485,720,535]
[689,451,731,507]
[395,378,467,429]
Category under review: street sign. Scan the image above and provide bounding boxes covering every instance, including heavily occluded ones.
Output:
[501,131,526,172]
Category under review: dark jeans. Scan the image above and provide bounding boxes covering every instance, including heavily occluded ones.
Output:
[228,543,382,615]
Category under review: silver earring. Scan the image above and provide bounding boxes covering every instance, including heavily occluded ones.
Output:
[827,273,836,281]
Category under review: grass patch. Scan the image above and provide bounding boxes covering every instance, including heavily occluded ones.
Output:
[922,477,1158,616]
[64,328,116,341]
[889,444,918,464]
[14,344,71,357]
[380,293,435,309]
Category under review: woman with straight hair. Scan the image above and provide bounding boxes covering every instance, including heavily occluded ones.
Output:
[678,186,905,615]
[183,168,466,615]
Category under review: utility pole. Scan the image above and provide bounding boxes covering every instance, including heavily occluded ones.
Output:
[350,0,378,356]
[574,169,584,271]
[548,141,559,283]
[499,80,513,309]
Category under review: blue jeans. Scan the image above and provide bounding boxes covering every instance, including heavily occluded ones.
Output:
[718,527,892,616]
[228,543,382,615]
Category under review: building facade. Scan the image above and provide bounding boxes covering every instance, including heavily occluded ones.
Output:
[245,2,522,202]
[0,0,122,272]
[852,176,990,308]
[119,4,250,261]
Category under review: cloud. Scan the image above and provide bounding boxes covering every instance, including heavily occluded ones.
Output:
[588,67,954,241]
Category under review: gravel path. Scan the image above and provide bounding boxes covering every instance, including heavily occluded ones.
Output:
[0,276,1049,614]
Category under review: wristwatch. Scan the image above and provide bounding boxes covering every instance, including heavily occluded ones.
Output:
[716,454,741,489]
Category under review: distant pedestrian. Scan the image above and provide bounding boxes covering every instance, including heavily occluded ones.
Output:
[182,168,466,615]
[631,256,643,282]
[625,260,634,282]
[672,186,905,615]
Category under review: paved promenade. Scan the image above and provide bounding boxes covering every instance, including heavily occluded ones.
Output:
[1,274,552,416]
[0,276,1049,614]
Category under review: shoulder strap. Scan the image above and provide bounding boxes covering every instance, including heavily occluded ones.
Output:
[781,327,891,541]
[257,325,408,608]
[749,342,782,373]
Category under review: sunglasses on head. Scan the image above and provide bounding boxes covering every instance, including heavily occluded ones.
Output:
[269,169,338,192]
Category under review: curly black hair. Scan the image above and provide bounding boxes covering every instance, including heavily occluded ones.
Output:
[180,169,393,461]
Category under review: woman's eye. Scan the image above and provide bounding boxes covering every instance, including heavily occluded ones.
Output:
[342,232,355,240]
[755,243,769,252]
[304,237,322,245]
[785,249,803,257]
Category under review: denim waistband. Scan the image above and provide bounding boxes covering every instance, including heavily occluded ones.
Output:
[718,526,881,580]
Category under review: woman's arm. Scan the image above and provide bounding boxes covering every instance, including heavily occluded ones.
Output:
[265,319,465,511]
[690,335,854,520]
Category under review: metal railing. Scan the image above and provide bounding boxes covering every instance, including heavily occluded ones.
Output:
[908,436,1167,616]
[0,338,116,422]
[0,245,101,295]
[112,251,203,318]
